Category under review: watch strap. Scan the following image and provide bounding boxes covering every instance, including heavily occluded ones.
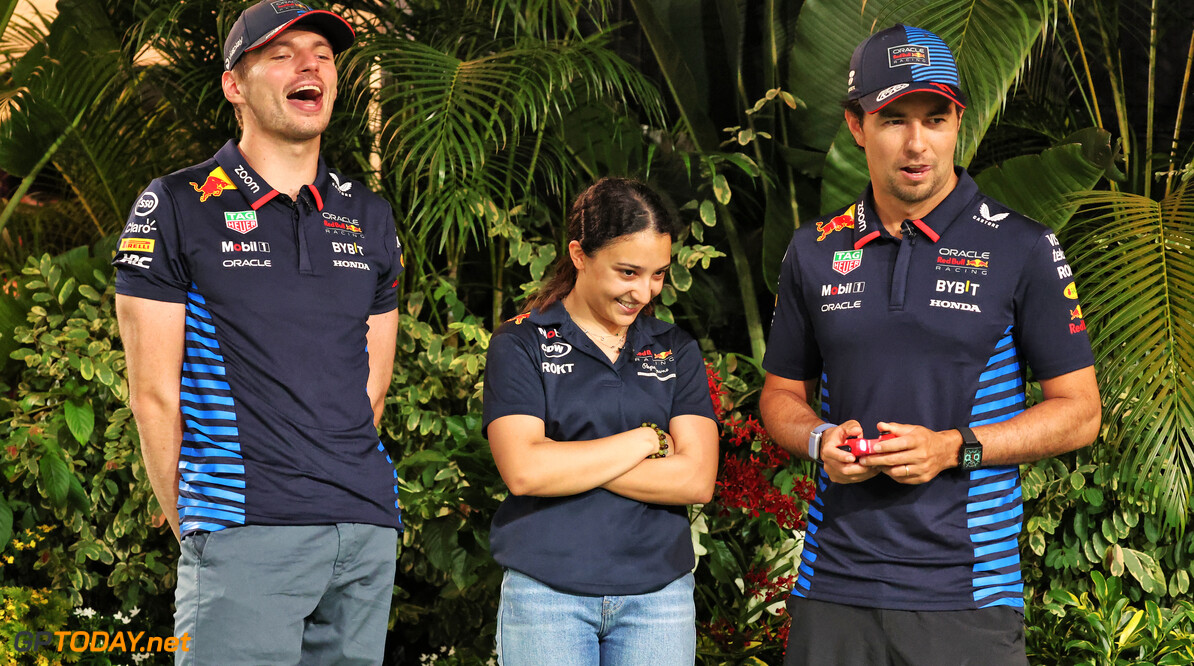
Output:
[956,426,982,469]
[809,423,836,461]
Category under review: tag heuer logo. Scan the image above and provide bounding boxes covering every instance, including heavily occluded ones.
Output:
[832,250,863,275]
[225,211,258,234]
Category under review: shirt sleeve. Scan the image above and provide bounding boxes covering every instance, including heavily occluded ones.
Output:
[762,237,822,380]
[669,335,718,422]
[482,324,546,435]
[113,180,189,303]
[369,203,403,315]
[1013,230,1095,379]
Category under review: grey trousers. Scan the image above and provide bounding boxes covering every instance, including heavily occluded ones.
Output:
[174,523,398,665]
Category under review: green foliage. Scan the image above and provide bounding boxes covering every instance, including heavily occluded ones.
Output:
[1028,571,1194,665]
[0,249,175,633]
[380,285,504,659]
[0,586,73,664]
[1021,446,1194,665]
[694,354,814,665]
[1063,183,1194,530]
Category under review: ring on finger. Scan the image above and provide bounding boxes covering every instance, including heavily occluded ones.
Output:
[904,464,910,477]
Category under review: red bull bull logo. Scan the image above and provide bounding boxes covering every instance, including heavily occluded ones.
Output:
[1069,306,1083,320]
[510,313,530,325]
[966,259,989,268]
[817,205,856,242]
[190,168,237,202]
[653,350,673,361]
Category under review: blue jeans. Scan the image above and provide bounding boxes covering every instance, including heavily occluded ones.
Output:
[496,569,696,666]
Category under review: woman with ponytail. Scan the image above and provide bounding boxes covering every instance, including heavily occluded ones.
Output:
[482,177,719,664]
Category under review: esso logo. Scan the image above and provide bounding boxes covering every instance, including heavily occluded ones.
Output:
[135,192,159,217]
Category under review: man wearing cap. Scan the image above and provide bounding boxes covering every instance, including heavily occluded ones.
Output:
[760,24,1100,664]
[113,2,403,663]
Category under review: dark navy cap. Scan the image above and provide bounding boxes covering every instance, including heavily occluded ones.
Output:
[847,24,966,113]
[223,1,355,71]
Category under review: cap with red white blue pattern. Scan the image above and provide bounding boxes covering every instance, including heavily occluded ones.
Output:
[847,24,966,113]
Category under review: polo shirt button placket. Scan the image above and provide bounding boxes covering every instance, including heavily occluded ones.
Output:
[889,219,920,311]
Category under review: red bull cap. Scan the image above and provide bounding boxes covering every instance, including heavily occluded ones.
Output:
[224,1,355,71]
[847,24,967,113]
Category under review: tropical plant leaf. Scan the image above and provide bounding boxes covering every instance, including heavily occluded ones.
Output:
[805,0,1054,213]
[0,1,170,237]
[0,491,12,550]
[972,128,1113,232]
[38,451,71,508]
[64,399,95,445]
[1066,184,1194,531]
[625,0,720,150]
[346,28,661,254]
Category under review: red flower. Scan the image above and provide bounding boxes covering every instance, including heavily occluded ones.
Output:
[716,455,809,530]
[705,362,729,421]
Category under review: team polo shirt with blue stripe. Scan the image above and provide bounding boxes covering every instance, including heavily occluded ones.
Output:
[763,168,1094,611]
[483,301,718,596]
[114,140,404,538]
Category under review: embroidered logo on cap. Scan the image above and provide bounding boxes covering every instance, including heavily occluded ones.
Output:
[887,44,930,67]
[272,1,309,13]
[874,84,910,103]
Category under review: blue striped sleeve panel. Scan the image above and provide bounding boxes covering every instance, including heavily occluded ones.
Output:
[177,287,246,536]
[791,375,831,599]
[967,326,1025,608]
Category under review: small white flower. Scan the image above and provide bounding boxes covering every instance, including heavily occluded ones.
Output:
[114,611,129,623]
[74,607,97,618]
[131,652,151,663]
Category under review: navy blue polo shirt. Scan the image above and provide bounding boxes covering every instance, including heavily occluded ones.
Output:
[483,301,718,595]
[764,168,1094,611]
[114,140,404,537]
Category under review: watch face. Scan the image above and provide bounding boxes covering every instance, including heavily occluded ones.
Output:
[962,446,982,468]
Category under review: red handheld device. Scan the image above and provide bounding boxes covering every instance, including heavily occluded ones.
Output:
[838,433,895,457]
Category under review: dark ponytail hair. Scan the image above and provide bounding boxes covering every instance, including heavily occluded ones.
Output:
[526,177,681,314]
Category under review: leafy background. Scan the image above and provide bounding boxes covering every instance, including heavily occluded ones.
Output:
[1,0,1193,664]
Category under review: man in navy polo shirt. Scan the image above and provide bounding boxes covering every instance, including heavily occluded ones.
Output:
[113,2,402,663]
[760,24,1101,664]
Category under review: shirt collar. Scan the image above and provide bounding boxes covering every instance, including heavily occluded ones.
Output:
[526,300,669,353]
[852,167,979,248]
[214,140,327,211]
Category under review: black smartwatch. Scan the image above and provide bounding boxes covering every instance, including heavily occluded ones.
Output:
[957,426,983,469]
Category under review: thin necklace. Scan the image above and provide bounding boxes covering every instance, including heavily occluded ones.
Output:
[575,320,626,352]
[564,297,627,352]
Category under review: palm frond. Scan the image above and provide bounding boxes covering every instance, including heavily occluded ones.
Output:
[346,27,661,251]
[0,1,168,235]
[1066,184,1194,530]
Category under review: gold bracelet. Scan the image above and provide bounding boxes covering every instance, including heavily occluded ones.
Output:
[641,422,669,459]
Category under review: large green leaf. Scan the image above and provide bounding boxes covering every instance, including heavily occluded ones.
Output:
[624,0,720,150]
[972,128,1113,232]
[1067,184,1194,531]
[0,491,12,550]
[806,0,1054,213]
[64,399,95,445]
[786,0,887,154]
[38,451,71,508]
